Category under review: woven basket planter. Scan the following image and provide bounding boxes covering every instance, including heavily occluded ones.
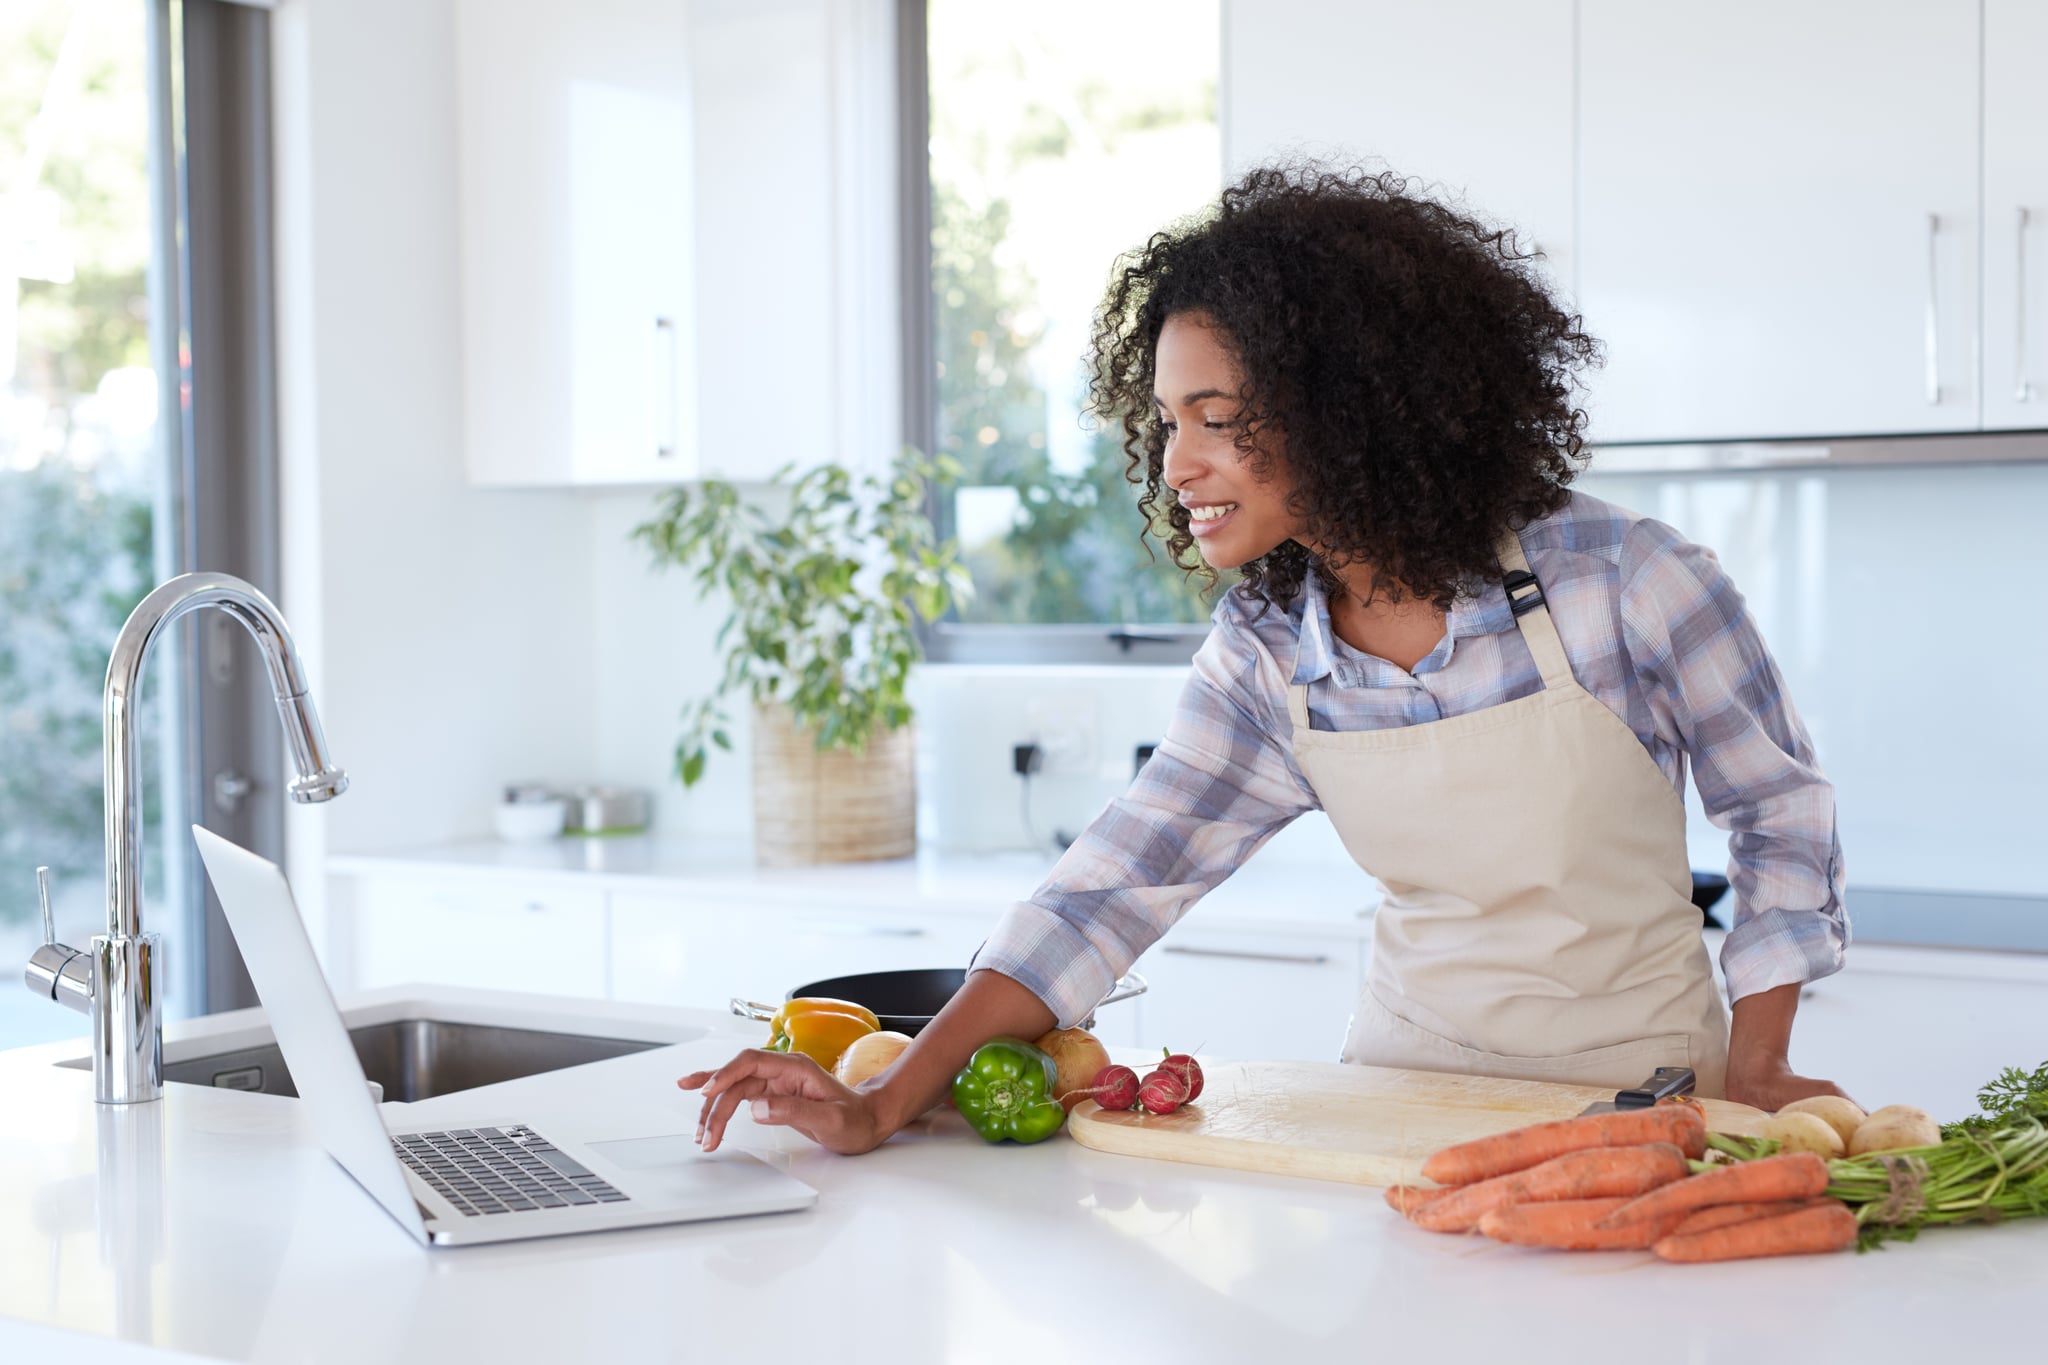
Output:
[751,702,916,866]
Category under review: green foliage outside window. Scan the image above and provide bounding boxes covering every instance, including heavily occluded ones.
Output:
[932,186,1210,626]
[0,6,161,925]
[928,2,1220,628]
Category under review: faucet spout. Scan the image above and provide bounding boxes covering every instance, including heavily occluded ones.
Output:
[104,574,346,940]
[76,572,345,1103]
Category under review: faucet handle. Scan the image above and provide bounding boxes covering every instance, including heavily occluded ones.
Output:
[25,865,91,1013]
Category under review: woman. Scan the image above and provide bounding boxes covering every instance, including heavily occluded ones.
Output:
[683,165,1849,1152]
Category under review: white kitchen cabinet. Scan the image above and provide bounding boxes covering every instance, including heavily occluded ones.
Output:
[1223,0,1576,292]
[1983,0,2048,429]
[352,877,608,998]
[1577,1,1982,444]
[608,891,993,1016]
[1128,930,1364,1064]
[456,0,899,487]
[455,0,696,486]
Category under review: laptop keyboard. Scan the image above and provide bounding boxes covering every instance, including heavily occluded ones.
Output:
[393,1125,629,1218]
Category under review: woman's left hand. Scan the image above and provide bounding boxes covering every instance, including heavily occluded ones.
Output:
[1725,981,1853,1112]
[1723,1055,1854,1113]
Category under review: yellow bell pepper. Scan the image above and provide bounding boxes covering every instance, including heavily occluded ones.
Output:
[769,996,881,1039]
[765,997,880,1072]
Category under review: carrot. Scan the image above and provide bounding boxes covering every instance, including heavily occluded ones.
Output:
[1411,1143,1691,1234]
[1383,1184,1452,1216]
[1421,1105,1706,1186]
[1652,1200,1859,1262]
[1665,1197,1838,1239]
[1598,1152,1832,1229]
[1477,1197,1687,1250]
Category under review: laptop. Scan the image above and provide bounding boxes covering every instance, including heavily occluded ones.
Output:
[191,826,817,1246]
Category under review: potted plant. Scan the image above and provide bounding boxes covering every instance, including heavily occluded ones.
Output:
[631,451,971,865]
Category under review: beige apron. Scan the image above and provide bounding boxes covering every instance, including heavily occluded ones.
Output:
[1292,532,1730,1097]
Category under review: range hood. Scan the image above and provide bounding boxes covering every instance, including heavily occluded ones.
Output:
[1589,429,2048,475]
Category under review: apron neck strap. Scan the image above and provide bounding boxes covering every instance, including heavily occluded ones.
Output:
[1495,529,1576,691]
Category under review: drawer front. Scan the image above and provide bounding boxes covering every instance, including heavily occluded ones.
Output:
[1129,932,1365,1064]
[354,877,607,998]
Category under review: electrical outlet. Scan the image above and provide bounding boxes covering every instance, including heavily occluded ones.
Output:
[1021,693,1099,777]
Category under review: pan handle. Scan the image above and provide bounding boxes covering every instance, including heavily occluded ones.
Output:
[729,998,779,1022]
[1098,971,1147,1007]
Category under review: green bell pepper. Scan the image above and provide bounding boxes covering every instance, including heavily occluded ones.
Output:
[952,1038,1067,1145]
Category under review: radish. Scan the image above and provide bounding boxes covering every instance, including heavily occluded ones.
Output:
[1067,1064,1140,1111]
[1158,1050,1204,1102]
[1138,1066,1190,1114]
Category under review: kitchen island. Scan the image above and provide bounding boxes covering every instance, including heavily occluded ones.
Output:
[3,986,2044,1365]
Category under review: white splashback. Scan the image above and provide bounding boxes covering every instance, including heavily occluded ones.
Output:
[1579,463,2048,897]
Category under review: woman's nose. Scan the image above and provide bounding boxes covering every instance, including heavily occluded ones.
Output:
[1161,430,1200,492]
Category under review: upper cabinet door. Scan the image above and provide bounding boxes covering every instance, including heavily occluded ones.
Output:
[1578,1,1981,444]
[1224,1,1576,298]
[455,0,696,486]
[1984,0,2048,431]
[457,0,892,487]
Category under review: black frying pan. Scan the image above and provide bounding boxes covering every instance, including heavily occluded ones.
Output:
[731,967,1147,1037]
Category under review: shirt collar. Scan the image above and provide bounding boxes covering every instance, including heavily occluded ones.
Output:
[1291,571,1519,686]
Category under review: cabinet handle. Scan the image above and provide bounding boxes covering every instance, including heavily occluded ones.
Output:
[653,316,679,458]
[1924,212,1942,406]
[2019,207,2035,404]
[794,923,927,938]
[1161,945,1332,965]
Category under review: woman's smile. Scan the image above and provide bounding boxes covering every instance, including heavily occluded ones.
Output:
[1184,500,1240,536]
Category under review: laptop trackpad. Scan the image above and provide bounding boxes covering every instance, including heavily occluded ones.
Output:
[584,1133,816,1211]
[585,1134,707,1169]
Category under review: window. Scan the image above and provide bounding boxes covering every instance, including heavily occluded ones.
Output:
[1,0,280,1050]
[918,1,1221,660]
[0,0,174,1050]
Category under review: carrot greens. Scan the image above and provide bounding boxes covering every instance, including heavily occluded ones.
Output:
[1819,1059,2048,1249]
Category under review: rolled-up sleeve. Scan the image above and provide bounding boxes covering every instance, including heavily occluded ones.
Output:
[970,622,1316,1028]
[1618,519,1849,1002]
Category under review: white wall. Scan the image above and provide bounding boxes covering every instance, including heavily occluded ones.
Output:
[586,490,752,838]
[272,0,602,946]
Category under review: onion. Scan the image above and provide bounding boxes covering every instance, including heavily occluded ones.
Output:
[833,1030,913,1088]
[1032,1027,1113,1112]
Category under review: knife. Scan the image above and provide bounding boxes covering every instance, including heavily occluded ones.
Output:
[1578,1066,1696,1115]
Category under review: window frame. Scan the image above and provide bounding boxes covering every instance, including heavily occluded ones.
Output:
[901,0,1211,668]
[156,0,286,1014]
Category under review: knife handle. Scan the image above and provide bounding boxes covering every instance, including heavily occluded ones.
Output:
[1613,1067,1696,1110]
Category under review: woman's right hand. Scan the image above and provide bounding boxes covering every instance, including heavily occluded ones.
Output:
[678,1050,896,1155]
[680,967,1058,1156]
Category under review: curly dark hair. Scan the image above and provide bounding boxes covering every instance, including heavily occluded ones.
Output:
[1086,163,1600,613]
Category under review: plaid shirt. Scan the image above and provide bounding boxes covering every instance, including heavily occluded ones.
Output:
[973,490,1849,1030]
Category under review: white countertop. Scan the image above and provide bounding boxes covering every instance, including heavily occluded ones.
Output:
[327,836,1382,937]
[5,986,2046,1365]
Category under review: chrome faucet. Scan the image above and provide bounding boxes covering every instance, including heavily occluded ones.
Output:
[24,573,347,1104]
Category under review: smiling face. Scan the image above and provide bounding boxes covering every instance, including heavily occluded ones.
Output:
[1154,312,1301,571]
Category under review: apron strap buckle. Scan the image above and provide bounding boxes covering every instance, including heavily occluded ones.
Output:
[1503,569,1546,616]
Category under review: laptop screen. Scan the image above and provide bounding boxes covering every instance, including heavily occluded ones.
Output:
[191,826,427,1239]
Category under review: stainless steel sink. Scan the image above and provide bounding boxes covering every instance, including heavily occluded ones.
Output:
[61,1019,671,1102]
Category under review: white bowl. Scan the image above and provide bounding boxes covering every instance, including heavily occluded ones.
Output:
[494,798,567,841]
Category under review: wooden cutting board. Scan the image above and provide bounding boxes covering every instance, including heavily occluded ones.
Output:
[1067,1061,1770,1187]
